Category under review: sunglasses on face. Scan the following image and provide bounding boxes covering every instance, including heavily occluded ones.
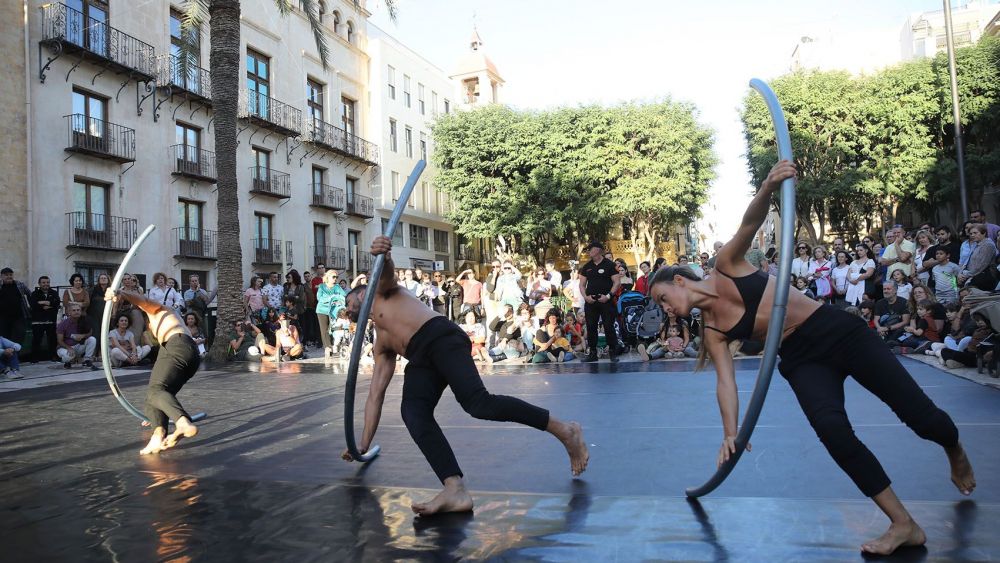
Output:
[797,247,807,250]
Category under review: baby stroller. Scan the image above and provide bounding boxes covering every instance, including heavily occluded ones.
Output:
[617,290,647,352]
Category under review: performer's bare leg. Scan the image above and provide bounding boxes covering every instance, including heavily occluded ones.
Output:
[162,416,198,449]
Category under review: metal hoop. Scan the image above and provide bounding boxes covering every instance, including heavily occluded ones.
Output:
[685,78,797,498]
[343,159,428,462]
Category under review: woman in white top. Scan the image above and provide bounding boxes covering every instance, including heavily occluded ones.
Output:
[830,250,852,307]
[846,243,877,306]
[791,242,811,280]
[108,314,151,367]
[147,272,184,311]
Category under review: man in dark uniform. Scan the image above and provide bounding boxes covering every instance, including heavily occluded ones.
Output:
[579,241,622,363]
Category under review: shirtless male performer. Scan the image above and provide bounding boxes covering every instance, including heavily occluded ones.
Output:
[342,235,589,516]
[105,287,200,455]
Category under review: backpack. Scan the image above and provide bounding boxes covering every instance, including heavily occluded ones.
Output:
[617,291,648,337]
[637,299,664,339]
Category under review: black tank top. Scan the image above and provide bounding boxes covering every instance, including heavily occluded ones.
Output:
[704,267,769,341]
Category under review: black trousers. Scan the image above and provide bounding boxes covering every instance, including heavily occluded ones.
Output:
[584,300,620,355]
[402,316,550,482]
[31,321,58,361]
[778,306,959,497]
[145,334,200,431]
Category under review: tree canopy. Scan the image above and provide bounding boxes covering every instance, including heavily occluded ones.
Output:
[431,101,716,264]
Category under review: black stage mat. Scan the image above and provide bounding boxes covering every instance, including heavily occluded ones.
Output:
[1,357,997,561]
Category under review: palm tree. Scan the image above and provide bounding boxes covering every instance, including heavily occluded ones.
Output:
[179,0,395,361]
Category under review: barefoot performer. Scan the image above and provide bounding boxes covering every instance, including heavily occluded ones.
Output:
[342,235,589,516]
[105,287,200,455]
[649,159,976,555]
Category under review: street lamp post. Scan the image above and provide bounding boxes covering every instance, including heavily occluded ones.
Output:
[942,0,970,219]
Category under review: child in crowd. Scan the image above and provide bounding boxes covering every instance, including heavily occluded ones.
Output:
[638,323,682,361]
[516,307,537,358]
[859,301,877,329]
[663,325,687,358]
[939,312,995,368]
[928,301,975,357]
[897,299,942,352]
[330,308,352,357]
[890,269,913,300]
[564,311,587,355]
[794,276,816,300]
[545,327,574,363]
[931,248,960,305]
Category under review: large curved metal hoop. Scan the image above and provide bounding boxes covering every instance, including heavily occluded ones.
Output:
[101,224,156,421]
[685,78,796,498]
[344,159,428,462]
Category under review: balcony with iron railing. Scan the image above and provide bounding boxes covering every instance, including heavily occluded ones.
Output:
[252,239,292,265]
[65,114,136,163]
[170,145,216,182]
[312,245,347,271]
[156,54,211,104]
[172,228,217,260]
[310,184,345,211]
[345,193,374,218]
[39,3,156,81]
[239,89,301,137]
[356,250,373,273]
[66,212,137,251]
[307,119,380,166]
[249,166,291,198]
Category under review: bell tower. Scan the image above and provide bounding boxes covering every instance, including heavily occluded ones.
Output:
[450,26,505,107]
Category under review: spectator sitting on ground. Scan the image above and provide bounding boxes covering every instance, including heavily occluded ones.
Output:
[940,312,994,368]
[928,301,974,359]
[897,300,943,353]
[488,305,521,362]
[0,335,23,379]
[516,307,537,358]
[56,303,96,369]
[907,284,945,337]
[108,313,151,367]
[859,301,876,329]
[184,312,207,357]
[874,282,910,341]
[330,308,352,357]
[228,320,256,361]
[564,310,587,355]
[459,310,489,363]
[532,312,574,363]
[639,323,686,361]
[271,312,304,361]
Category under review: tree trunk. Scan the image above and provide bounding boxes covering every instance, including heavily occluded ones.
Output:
[206,0,243,363]
[796,207,817,244]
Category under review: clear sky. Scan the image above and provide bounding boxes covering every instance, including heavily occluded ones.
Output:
[369,0,980,242]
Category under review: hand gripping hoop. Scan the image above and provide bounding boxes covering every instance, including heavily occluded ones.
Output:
[100,224,205,424]
[343,160,427,462]
[685,79,796,498]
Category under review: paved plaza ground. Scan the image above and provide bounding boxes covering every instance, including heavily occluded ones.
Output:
[1,355,997,561]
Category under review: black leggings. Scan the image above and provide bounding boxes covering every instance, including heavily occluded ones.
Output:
[778,306,959,497]
[940,348,976,367]
[145,334,200,431]
[402,316,550,482]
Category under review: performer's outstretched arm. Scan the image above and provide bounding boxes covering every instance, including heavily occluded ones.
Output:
[370,235,398,298]
[719,160,796,265]
[344,337,396,460]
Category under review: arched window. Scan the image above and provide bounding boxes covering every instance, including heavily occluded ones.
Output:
[332,10,341,34]
[346,21,354,44]
[318,0,326,22]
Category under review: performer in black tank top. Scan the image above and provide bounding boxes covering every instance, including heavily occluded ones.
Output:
[647,160,974,556]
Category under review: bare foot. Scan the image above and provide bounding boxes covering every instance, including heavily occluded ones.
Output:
[411,482,474,516]
[558,422,589,476]
[139,430,165,455]
[163,417,199,450]
[861,520,926,555]
[947,443,976,495]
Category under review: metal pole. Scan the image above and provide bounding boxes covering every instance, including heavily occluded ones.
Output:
[943,0,970,218]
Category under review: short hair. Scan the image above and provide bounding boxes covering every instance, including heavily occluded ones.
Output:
[934,246,951,257]
[882,280,895,288]
[66,302,82,311]
[189,273,200,280]
[115,314,131,327]
[972,209,986,216]
[916,299,933,310]
[69,273,84,285]
[545,259,555,267]
[0,267,12,275]
[640,261,651,268]
[38,275,49,283]
[859,301,876,311]
[969,223,987,236]
[315,262,326,269]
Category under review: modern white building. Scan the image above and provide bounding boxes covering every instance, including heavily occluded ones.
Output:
[19,0,382,292]
[901,0,1000,61]
[366,24,457,274]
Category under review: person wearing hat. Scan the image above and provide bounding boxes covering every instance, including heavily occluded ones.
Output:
[579,241,622,362]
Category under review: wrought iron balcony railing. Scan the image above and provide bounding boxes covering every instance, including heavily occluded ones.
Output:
[65,114,136,163]
[170,145,216,182]
[172,228,217,260]
[356,250,373,273]
[66,212,137,251]
[308,119,380,166]
[252,238,292,265]
[345,194,374,218]
[40,3,156,81]
[156,54,211,103]
[239,89,301,137]
[249,166,291,198]
[310,184,345,211]
[312,245,347,271]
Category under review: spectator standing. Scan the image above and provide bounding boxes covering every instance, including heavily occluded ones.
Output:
[545,260,563,289]
[311,263,326,293]
[679,256,703,279]
[706,241,723,269]
[184,274,215,320]
[148,272,183,311]
[830,251,851,308]
[261,272,284,310]
[316,270,345,357]
[282,269,306,324]
[244,277,265,317]
[87,274,111,334]
[302,271,319,347]
[933,226,961,268]
[402,269,420,295]
[0,335,23,379]
[115,274,145,341]
[430,273,449,316]
[562,270,585,312]
[61,273,90,319]
[791,242,811,279]
[807,246,833,302]
[970,209,1000,243]
[957,224,998,290]
[634,261,652,295]
[874,282,910,342]
[957,221,975,270]
[495,260,525,309]
[931,248,960,304]
[456,269,484,319]
[29,276,60,362]
[444,276,464,322]
[57,303,96,368]
[912,230,938,286]
[880,225,916,279]
[579,241,621,363]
